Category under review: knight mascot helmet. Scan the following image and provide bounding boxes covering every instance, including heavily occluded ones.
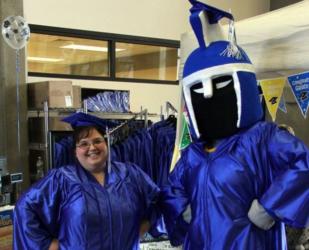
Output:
[182,0,263,141]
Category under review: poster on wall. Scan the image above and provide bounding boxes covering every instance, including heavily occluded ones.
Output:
[287,72,309,119]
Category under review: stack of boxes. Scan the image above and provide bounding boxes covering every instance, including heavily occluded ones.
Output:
[27,80,81,109]
[27,80,82,132]
[27,80,82,183]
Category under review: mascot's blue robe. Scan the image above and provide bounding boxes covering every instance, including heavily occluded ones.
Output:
[13,162,159,250]
[161,121,309,249]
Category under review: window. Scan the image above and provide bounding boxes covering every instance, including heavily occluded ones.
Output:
[115,43,177,81]
[28,25,179,84]
[28,33,109,77]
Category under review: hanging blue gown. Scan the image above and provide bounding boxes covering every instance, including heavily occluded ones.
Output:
[13,161,159,250]
[160,121,309,249]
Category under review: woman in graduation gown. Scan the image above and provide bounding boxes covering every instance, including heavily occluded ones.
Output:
[13,113,159,250]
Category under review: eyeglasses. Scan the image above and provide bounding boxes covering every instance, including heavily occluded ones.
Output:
[76,138,106,150]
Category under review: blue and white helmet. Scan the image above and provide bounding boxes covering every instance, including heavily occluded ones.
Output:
[182,1,263,140]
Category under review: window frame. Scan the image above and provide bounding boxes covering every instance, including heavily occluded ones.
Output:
[28,24,180,85]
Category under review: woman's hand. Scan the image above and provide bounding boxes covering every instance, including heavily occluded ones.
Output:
[48,239,59,250]
[139,220,151,237]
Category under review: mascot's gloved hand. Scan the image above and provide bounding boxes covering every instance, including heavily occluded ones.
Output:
[248,199,275,230]
[182,205,192,224]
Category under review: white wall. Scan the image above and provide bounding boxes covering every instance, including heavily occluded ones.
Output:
[24,0,270,114]
[24,0,269,40]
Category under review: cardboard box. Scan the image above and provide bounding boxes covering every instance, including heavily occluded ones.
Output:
[72,85,82,108]
[28,81,74,109]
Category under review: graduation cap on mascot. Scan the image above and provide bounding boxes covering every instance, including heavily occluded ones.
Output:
[182,0,263,142]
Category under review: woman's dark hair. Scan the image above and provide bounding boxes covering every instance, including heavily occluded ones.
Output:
[73,126,106,146]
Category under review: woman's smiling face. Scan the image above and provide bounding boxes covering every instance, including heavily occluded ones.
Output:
[75,128,108,173]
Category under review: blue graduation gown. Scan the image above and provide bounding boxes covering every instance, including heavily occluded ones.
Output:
[161,121,309,249]
[13,161,159,250]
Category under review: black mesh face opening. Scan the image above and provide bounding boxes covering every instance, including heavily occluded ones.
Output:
[190,75,238,140]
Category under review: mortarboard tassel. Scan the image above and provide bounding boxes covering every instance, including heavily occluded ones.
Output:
[105,126,112,174]
[220,16,243,60]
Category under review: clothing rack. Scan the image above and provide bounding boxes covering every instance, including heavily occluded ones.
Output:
[165,101,178,118]
[29,101,152,172]
[108,109,148,135]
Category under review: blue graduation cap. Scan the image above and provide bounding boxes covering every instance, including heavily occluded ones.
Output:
[62,112,117,130]
[189,0,233,49]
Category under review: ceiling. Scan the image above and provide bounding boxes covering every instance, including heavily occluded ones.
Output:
[236,0,309,78]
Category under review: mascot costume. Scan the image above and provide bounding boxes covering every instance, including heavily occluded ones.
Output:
[160,1,309,249]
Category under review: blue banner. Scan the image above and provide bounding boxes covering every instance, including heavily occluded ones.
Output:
[287,72,309,118]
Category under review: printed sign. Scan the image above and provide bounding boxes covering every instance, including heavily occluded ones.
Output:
[0,206,14,250]
[140,240,181,250]
[0,209,13,228]
[287,71,309,118]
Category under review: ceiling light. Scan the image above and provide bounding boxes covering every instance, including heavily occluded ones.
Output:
[61,44,124,52]
[28,57,64,62]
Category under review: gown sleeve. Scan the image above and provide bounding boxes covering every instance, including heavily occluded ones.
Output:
[13,169,64,250]
[130,163,160,218]
[159,154,190,246]
[127,163,168,238]
[129,163,159,208]
[259,126,309,228]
